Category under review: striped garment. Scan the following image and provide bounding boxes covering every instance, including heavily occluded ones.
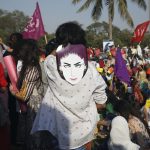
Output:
[15,67,40,101]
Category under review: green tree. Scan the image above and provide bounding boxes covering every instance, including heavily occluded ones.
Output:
[72,0,147,40]
[140,33,150,48]
[0,9,29,42]
[85,21,134,48]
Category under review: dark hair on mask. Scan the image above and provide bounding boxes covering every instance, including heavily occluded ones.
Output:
[55,21,86,46]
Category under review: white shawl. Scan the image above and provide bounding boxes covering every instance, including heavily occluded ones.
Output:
[31,55,107,149]
[108,116,140,150]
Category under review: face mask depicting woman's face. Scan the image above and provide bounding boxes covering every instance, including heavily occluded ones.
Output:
[60,53,86,85]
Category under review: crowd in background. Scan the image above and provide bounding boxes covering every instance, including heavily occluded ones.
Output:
[87,43,150,150]
[0,21,150,150]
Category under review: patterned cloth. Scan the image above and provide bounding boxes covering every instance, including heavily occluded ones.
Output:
[31,55,107,149]
[128,115,150,149]
[15,66,44,146]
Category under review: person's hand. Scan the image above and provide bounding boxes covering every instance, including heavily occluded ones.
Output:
[7,47,13,52]
[9,84,17,96]
[96,103,106,110]
[0,87,7,93]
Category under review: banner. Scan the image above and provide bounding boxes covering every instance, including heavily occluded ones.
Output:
[114,48,130,85]
[131,20,150,43]
[103,40,114,52]
[22,2,45,40]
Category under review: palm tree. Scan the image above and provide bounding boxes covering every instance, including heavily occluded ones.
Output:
[72,0,147,40]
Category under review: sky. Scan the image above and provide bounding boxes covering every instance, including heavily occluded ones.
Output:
[0,0,149,34]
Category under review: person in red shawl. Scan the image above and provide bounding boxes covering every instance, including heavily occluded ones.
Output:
[0,63,7,91]
[0,62,10,150]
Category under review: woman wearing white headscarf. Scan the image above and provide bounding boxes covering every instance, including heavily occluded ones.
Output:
[31,22,107,150]
[108,116,140,150]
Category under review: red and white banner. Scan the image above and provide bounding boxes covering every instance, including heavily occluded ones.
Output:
[131,20,150,43]
[22,2,45,40]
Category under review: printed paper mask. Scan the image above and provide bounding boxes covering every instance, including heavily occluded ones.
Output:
[56,44,88,85]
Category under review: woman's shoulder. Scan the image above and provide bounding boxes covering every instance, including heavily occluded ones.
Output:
[129,115,148,133]
[45,55,56,62]
[129,116,141,124]
[88,61,99,76]
[88,61,106,84]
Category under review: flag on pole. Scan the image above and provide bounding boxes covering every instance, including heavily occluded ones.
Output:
[131,20,150,43]
[22,2,45,40]
[114,48,130,85]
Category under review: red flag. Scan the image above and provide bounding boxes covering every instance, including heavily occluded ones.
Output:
[131,20,150,43]
[22,2,45,40]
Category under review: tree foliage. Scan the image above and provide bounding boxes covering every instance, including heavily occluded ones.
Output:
[85,21,135,48]
[0,9,29,42]
[72,0,147,39]
[0,8,149,49]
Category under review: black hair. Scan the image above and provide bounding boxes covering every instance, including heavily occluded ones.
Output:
[55,21,86,46]
[9,32,23,42]
[114,99,131,121]
[9,32,23,62]
[115,79,126,99]
[45,38,58,57]
[114,98,150,137]
[17,39,42,90]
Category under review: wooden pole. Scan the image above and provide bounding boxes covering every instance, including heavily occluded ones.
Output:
[44,34,48,44]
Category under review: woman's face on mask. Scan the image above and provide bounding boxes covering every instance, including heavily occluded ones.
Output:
[60,53,86,85]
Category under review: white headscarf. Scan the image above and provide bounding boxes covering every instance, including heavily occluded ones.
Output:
[31,55,107,149]
[108,116,140,150]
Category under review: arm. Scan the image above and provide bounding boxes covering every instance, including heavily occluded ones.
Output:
[96,103,106,110]
[10,67,39,101]
[1,43,13,52]
[91,63,107,110]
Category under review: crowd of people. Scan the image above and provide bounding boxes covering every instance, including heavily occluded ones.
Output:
[0,21,150,150]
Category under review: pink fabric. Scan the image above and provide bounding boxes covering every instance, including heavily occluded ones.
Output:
[3,56,18,92]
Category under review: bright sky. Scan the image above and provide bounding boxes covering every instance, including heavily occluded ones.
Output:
[0,0,149,34]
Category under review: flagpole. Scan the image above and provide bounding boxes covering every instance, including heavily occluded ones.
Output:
[44,34,48,44]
